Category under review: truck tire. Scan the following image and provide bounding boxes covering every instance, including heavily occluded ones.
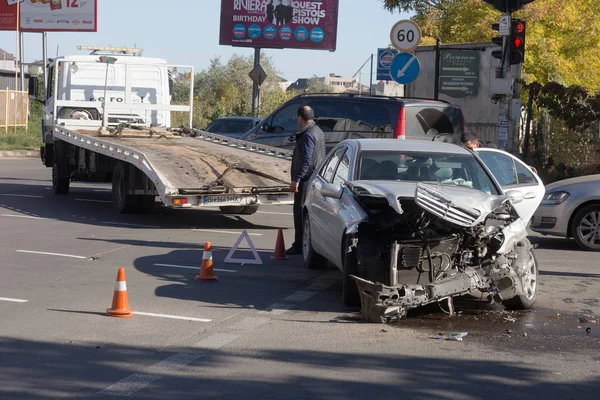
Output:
[112,162,138,213]
[52,163,70,194]
[219,205,259,215]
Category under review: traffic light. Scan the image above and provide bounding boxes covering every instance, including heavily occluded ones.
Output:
[509,19,526,64]
[491,23,503,60]
[483,0,535,11]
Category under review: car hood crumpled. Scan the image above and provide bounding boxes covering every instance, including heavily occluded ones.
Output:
[350,180,514,227]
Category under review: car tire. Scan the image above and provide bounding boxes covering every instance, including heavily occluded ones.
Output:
[342,237,361,307]
[570,204,600,251]
[302,212,327,270]
[219,205,259,215]
[112,162,138,213]
[502,244,538,310]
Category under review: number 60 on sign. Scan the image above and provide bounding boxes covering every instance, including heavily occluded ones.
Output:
[390,20,422,52]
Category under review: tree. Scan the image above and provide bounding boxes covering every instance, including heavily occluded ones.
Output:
[380,0,600,89]
[305,77,334,93]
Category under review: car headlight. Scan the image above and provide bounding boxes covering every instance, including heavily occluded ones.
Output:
[541,191,570,205]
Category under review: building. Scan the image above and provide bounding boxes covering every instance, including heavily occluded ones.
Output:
[286,73,369,93]
[0,48,17,72]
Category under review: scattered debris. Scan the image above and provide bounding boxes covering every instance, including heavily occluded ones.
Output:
[505,329,513,335]
[586,327,592,334]
[446,332,468,341]
[503,317,517,323]
[525,323,534,328]
[523,332,528,337]
[381,329,388,333]
[579,316,590,323]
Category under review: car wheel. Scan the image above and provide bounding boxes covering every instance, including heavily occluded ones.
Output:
[219,205,259,215]
[571,204,600,251]
[342,237,360,307]
[503,245,538,310]
[302,212,327,270]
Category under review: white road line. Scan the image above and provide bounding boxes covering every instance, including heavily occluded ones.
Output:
[256,211,293,216]
[154,263,236,273]
[0,193,43,198]
[101,221,161,228]
[0,297,28,303]
[1,214,45,220]
[258,302,295,315]
[16,250,89,260]
[99,353,203,396]
[283,290,318,302]
[192,229,262,236]
[229,317,269,331]
[193,333,241,349]
[75,198,112,204]
[133,311,212,322]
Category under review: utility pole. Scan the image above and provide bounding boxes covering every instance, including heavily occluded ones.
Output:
[251,47,260,117]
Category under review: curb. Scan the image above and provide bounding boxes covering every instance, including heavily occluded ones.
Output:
[0,150,39,158]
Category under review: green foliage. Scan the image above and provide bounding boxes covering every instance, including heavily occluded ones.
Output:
[305,78,334,93]
[0,100,43,150]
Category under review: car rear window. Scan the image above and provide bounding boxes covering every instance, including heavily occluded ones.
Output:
[404,105,464,139]
[306,100,392,133]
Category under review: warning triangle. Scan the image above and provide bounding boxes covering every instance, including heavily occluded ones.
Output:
[224,230,263,265]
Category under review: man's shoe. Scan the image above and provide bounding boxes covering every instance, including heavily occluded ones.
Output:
[286,246,301,255]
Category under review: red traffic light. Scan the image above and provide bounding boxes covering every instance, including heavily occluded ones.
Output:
[513,37,523,48]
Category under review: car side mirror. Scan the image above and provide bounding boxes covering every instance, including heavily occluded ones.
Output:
[505,190,524,204]
[261,122,271,132]
[320,183,343,199]
[28,76,39,99]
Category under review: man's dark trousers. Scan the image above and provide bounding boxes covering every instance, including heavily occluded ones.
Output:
[292,180,307,251]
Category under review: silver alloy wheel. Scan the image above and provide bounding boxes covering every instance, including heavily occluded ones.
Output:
[578,211,600,247]
[522,251,537,300]
[303,216,311,262]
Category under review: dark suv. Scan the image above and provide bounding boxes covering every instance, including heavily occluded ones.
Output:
[239,93,466,150]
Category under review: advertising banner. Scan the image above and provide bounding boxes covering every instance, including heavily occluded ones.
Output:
[0,0,98,32]
[376,48,398,81]
[219,0,339,51]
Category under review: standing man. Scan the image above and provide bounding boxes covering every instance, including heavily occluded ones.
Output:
[460,131,481,150]
[287,105,326,255]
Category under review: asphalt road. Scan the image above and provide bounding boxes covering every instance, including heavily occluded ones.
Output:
[0,158,598,400]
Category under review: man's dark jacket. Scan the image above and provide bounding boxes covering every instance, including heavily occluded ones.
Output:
[291,122,326,183]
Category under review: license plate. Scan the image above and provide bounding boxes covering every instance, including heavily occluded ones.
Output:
[203,195,241,204]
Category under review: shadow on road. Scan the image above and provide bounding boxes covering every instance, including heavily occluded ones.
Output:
[529,235,582,251]
[0,336,598,399]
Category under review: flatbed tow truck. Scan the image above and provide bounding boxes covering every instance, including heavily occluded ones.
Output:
[29,46,293,215]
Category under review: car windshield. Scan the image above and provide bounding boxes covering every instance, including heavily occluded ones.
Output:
[206,119,256,134]
[357,150,499,195]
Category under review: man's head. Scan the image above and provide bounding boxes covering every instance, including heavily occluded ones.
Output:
[297,105,314,127]
[460,131,480,149]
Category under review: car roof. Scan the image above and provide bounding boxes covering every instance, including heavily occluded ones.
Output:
[350,139,472,155]
[213,116,260,121]
[293,93,459,107]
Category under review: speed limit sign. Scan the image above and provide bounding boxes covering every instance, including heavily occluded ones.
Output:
[390,20,422,52]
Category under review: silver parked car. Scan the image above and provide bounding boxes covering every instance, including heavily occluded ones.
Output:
[302,139,545,322]
[530,174,600,251]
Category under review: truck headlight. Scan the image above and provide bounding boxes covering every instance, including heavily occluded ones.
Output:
[541,191,570,205]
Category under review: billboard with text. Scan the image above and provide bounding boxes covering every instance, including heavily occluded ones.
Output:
[0,0,97,32]
[219,0,339,51]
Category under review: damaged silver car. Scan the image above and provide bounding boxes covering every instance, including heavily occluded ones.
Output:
[302,139,544,323]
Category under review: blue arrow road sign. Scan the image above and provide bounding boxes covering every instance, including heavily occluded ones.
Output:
[389,52,420,85]
[376,48,398,81]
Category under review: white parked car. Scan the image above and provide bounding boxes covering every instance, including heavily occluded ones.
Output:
[302,139,545,323]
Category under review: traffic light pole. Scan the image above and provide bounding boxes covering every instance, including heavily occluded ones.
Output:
[497,2,513,151]
[252,47,261,118]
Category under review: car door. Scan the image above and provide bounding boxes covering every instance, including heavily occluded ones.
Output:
[246,101,301,148]
[475,149,545,221]
[308,147,347,260]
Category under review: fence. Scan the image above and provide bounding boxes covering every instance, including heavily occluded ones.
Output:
[0,89,29,130]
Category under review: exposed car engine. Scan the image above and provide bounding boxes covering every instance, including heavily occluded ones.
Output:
[348,182,537,323]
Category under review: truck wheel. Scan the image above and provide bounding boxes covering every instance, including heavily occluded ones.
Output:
[571,204,600,251]
[502,246,538,310]
[303,212,327,270]
[137,195,155,213]
[342,237,360,307]
[52,163,70,194]
[219,205,259,215]
[112,162,138,213]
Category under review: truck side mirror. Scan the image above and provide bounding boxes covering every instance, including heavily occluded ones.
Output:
[28,76,39,99]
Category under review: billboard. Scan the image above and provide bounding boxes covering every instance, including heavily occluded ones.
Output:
[0,0,98,32]
[219,0,339,51]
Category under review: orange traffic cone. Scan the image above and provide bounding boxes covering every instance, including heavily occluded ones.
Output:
[107,268,133,318]
[196,242,218,282]
[271,228,289,260]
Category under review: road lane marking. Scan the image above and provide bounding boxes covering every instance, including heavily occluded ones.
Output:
[101,221,161,228]
[192,229,262,236]
[256,211,293,216]
[229,317,269,331]
[75,198,112,204]
[0,297,28,303]
[1,214,45,220]
[16,250,90,260]
[99,353,203,396]
[154,263,236,273]
[193,333,240,349]
[283,290,318,302]
[0,193,43,198]
[258,302,295,315]
[133,311,212,322]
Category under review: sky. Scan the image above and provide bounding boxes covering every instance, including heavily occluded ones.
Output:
[0,0,411,83]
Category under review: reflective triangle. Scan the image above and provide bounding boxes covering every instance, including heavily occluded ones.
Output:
[224,230,263,265]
